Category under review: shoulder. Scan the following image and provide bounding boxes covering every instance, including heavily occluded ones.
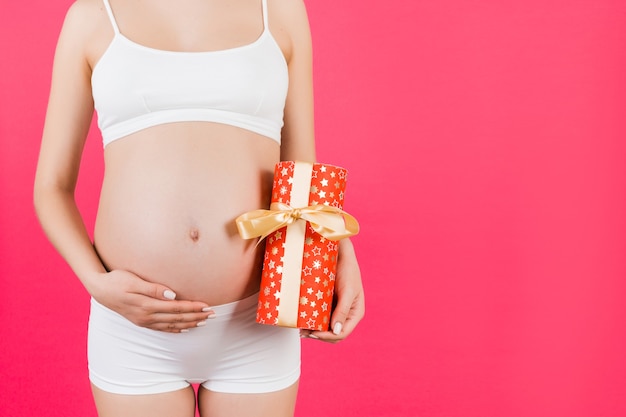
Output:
[269,0,309,15]
[269,0,310,31]
[57,0,114,69]
[63,0,106,31]
[267,0,312,63]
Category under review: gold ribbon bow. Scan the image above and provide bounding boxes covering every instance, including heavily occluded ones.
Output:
[236,202,360,242]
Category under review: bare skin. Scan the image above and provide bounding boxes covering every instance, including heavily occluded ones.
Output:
[34,0,364,415]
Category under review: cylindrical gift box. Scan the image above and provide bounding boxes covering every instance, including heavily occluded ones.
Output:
[243,161,356,330]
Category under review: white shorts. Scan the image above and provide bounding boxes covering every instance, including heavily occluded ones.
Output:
[88,293,301,395]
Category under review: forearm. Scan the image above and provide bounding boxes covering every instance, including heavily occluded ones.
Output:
[34,185,106,294]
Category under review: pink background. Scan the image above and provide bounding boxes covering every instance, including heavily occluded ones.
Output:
[2,0,626,416]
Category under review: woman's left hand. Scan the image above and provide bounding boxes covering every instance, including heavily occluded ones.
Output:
[301,238,365,342]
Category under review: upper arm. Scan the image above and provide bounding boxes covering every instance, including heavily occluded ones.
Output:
[35,0,100,194]
[270,0,316,163]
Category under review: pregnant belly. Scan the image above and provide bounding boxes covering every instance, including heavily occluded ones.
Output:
[93,124,278,305]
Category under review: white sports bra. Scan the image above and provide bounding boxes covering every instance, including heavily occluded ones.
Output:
[92,0,288,147]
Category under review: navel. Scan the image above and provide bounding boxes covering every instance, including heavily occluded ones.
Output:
[189,228,201,242]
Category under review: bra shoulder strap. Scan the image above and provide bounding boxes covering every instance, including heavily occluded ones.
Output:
[262,0,269,31]
[102,0,120,34]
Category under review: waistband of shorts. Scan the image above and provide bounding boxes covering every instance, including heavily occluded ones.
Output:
[91,292,259,319]
[208,292,259,315]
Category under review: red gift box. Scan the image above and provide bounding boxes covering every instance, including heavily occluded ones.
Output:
[236,161,359,330]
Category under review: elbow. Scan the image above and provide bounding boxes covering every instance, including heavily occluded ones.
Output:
[32,181,47,223]
[32,179,67,223]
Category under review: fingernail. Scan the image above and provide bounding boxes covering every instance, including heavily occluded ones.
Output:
[308,333,319,339]
[163,290,176,300]
[206,312,217,319]
[333,322,343,335]
[202,307,212,312]
[196,321,207,327]
[181,329,190,333]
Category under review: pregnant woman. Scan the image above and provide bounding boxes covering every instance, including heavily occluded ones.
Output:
[33,0,364,416]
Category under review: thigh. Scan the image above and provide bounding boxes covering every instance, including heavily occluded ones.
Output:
[197,380,299,417]
[92,384,196,417]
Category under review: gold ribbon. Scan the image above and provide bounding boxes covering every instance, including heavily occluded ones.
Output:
[236,202,360,243]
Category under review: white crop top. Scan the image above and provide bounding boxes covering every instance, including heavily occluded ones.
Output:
[92,0,288,147]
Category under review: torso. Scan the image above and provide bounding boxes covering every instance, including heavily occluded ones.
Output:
[89,0,291,305]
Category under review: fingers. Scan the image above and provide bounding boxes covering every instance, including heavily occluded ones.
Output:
[127,295,218,333]
[144,309,217,333]
[301,287,365,343]
[133,278,179,302]
[330,296,353,335]
[97,270,218,333]
[299,316,357,343]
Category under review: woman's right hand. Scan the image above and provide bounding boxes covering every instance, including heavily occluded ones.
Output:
[90,269,215,333]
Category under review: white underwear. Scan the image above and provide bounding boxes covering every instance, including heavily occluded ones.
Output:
[88,292,300,395]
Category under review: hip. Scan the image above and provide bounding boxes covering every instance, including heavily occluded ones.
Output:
[88,293,301,395]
